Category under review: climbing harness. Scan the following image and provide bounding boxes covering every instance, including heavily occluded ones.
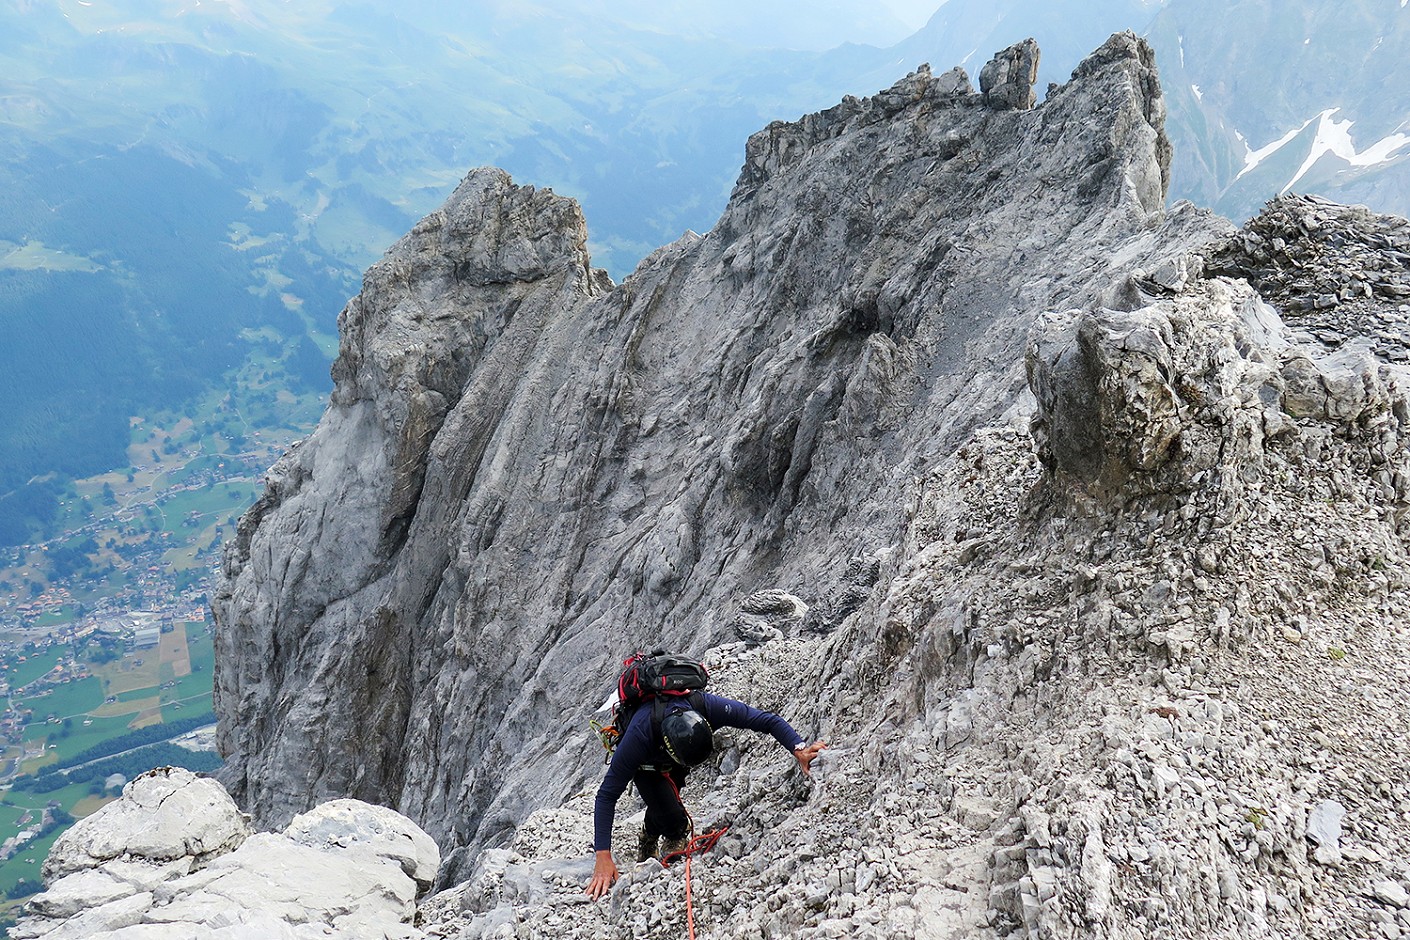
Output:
[660,826,729,940]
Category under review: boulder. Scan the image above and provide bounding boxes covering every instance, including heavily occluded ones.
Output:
[43,768,248,880]
[284,798,441,893]
[17,772,437,940]
[1026,305,1183,489]
[10,892,154,940]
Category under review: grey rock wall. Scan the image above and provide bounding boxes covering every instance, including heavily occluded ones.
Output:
[199,28,1410,939]
[214,33,1209,867]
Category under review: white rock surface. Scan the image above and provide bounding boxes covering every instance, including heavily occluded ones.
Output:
[15,768,439,940]
[26,868,137,919]
[1308,799,1347,866]
[43,766,248,880]
[285,797,441,890]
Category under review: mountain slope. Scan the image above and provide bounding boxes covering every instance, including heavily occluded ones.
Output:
[179,23,1410,937]
[213,25,1212,881]
[1151,0,1410,219]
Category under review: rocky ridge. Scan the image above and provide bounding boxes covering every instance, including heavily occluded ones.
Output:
[213,28,1200,857]
[405,264,1410,938]
[191,31,1410,940]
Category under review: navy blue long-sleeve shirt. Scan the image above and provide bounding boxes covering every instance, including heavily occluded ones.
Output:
[593,691,806,851]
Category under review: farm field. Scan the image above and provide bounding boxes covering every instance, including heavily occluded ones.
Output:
[2,648,64,693]
[0,622,220,920]
[0,779,89,895]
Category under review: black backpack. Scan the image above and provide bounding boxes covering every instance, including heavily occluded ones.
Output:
[617,650,709,706]
[594,650,709,756]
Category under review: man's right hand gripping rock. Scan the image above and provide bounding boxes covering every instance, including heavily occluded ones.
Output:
[585,850,619,899]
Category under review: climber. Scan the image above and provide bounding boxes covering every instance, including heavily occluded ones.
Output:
[584,692,826,899]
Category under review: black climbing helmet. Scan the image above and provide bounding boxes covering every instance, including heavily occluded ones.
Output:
[661,708,714,767]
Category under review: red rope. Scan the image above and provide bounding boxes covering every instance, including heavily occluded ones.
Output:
[660,826,729,940]
[686,854,696,939]
[659,826,728,866]
[654,772,728,938]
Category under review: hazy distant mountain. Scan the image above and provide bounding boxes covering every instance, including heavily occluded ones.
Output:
[1150,0,1410,222]
[3,0,1409,544]
[485,0,920,50]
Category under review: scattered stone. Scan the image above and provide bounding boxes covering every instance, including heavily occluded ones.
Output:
[1204,194,1410,363]
[1308,800,1347,866]
[1376,881,1410,909]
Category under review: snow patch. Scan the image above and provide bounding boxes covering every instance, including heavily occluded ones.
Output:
[1178,35,1185,68]
[1281,108,1410,192]
[1191,84,1202,102]
[1236,117,1319,181]
[1240,109,1410,188]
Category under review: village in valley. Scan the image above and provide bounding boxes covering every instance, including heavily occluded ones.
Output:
[0,601,221,909]
[0,398,312,921]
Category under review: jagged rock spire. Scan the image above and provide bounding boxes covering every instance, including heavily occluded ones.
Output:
[980,38,1041,111]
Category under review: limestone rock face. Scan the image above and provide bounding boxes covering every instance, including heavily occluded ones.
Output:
[212,30,1410,939]
[14,768,439,940]
[214,33,1204,865]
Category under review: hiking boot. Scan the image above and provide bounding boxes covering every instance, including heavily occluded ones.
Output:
[636,828,660,862]
[661,834,689,858]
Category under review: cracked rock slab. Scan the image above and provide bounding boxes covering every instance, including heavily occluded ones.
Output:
[43,768,248,881]
[17,772,436,940]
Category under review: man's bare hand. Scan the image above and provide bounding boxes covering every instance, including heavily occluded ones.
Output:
[793,740,828,775]
[585,850,619,900]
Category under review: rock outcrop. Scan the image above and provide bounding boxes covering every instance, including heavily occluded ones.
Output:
[979,38,1041,111]
[208,30,1410,940]
[13,767,439,940]
[1203,193,1410,361]
[215,28,1196,852]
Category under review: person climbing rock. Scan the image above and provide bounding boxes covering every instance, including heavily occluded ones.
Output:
[584,691,826,899]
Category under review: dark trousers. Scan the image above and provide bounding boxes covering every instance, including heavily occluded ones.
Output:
[635,767,690,839]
